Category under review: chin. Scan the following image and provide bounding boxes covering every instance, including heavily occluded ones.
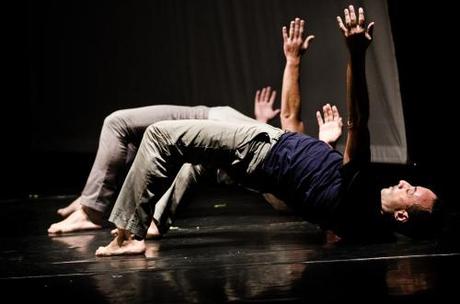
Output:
[380,188,388,197]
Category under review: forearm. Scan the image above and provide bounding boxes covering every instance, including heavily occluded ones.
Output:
[344,53,370,163]
[281,60,304,132]
[346,54,369,128]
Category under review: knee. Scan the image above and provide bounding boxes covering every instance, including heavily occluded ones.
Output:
[145,122,161,135]
[146,120,176,133]
[103,110,127,132]
[140,123,176,157]
[144,123,166,142]
[144,121,181,150]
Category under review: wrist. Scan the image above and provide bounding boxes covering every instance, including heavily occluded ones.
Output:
[349,52,366,62]
[285,58,301,66]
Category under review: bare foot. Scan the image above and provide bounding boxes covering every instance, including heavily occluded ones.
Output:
[96,229,146,256]
[57,197,83,218]
[48,207,102,234]
[110,220,161,239]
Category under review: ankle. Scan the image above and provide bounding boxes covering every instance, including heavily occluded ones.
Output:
[82,206,103,224]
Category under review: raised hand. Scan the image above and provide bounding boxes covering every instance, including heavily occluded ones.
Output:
[254,86,280,123]
[336,5,374,53]
[317,103,343,147]
[283,18,315,64]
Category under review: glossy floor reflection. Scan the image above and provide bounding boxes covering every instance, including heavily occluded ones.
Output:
[1,184,459,303]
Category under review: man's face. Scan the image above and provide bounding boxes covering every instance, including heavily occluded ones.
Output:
[380,180,436,216]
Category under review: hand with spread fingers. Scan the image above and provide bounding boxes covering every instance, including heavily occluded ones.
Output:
[337,5,374,53]
[254,86,280,123]
[282,17,315,64]
[317,103,343,148]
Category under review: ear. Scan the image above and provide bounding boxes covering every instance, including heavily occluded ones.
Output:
[394,210,409,223]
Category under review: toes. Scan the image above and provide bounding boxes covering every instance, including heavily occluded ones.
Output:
[95,246,106,256]
[48,224,61,234]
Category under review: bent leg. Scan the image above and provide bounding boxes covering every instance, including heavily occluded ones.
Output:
[150,106,261,236]
[50,106,209,234]
[80,105,209,213]
[115,163,207,239]
[98,120,282,256]
[109,120,283,240]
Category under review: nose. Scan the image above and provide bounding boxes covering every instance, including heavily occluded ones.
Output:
[398,180,410,188]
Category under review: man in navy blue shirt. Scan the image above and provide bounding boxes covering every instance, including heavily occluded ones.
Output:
[96,5,440,256]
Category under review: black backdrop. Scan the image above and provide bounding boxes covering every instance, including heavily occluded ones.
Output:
[6,1,456,203]
[28,0,354,153]
[387,1,457,206]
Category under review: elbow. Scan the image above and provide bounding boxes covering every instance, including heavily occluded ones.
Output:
[281,118,305,133]
[280,110,302,122]
[280,109,293,121]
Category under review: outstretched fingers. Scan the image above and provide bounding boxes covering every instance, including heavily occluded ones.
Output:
[254,86,280,122]
[255,89,261,104]
[303,35,315,49]
[289,20,295,39]
[332,105,339,120]
[319,103,343,124]
[358,7,365,27]
[323,104,333,122]
[316,110,323,126]
[299,19,304,38]
[285,17,309,41]
[344,8,351,28]
[282,26,288,42]
[332,105,343,126]
[269,88,277,105]
[366,22,375,40]
[349,5,357,26]
[293,18,300,39]
[337,16,347,35]
[338,5,375,49]
[260,87,267,102]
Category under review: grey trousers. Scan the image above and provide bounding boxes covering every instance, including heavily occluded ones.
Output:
[109,120,284,238]
[79,105,260,231]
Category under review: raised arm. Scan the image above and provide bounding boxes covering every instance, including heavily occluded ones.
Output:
[254,86,280,123]
[281,18,314,133]
[337,5,374,164]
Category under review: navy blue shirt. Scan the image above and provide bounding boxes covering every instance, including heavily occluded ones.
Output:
[259,132,343,227]
[259,132,392,242]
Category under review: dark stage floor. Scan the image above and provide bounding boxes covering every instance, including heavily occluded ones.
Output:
[1,183,459,303]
